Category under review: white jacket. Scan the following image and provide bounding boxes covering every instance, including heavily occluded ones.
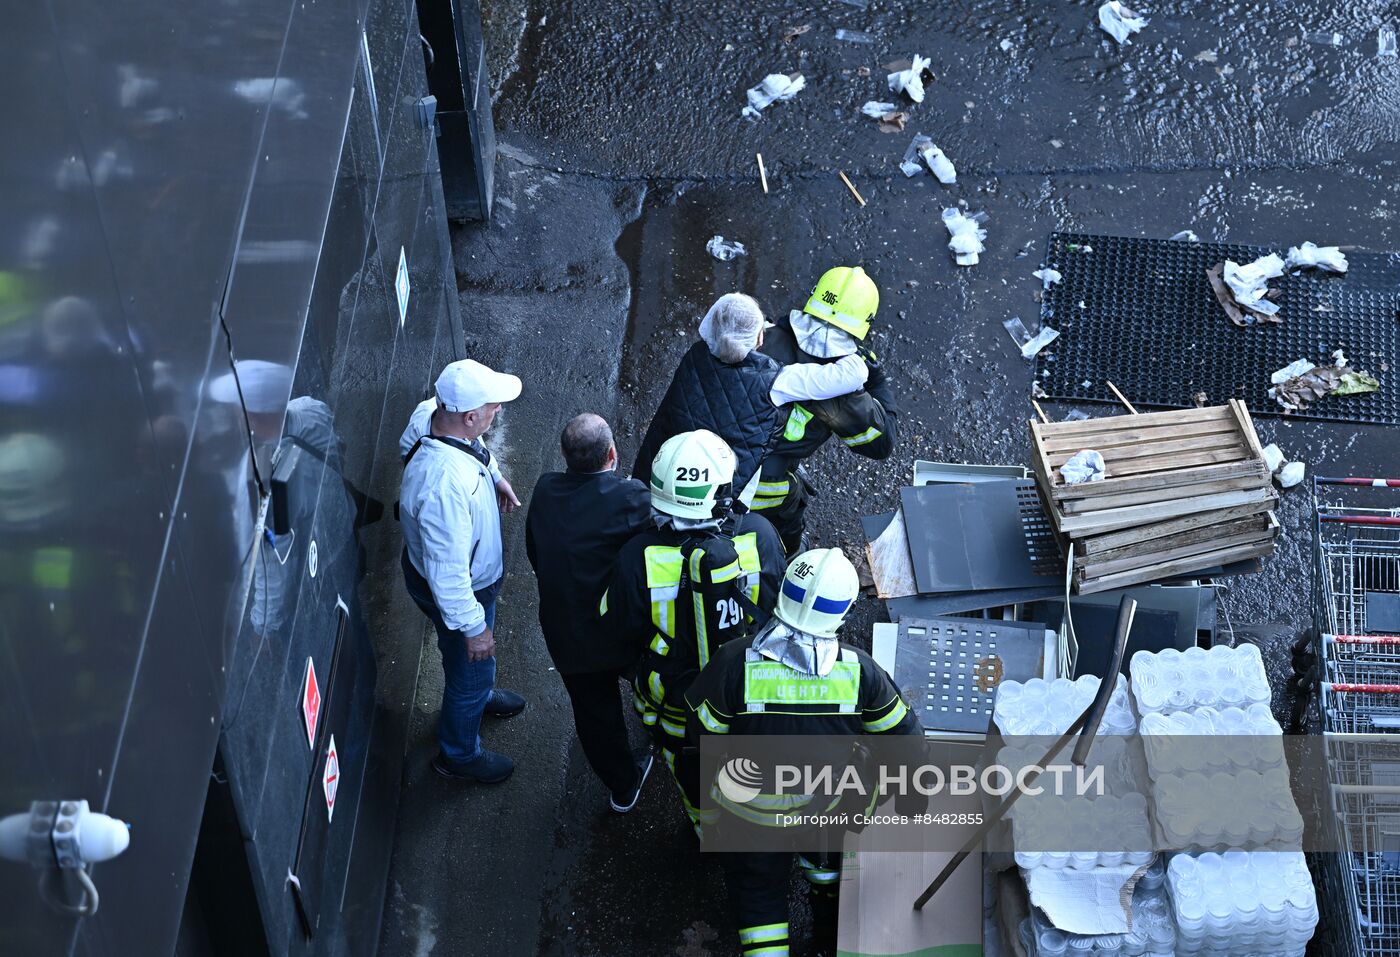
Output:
[399,436,503,636]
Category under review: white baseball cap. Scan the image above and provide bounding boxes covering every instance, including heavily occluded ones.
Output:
[435,359,522,413]
[208,359,294,413]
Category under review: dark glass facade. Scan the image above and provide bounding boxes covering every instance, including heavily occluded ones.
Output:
[0,0,463,953]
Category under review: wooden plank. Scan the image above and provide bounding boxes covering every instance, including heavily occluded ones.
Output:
[1057,487,1277,536]
[1229,399,1268,461]
[1058,473,1267,515]
[1076,540,1276,594]
[1079,512,1274,564]
[1047,432,1245,469]
[1077,522,1276,578]
[1028,418,1058,491]
[1039,418,1242,456]
[1101,447,1251,478]
[1035,404,1232,439]
[1075,501,1277,555]
[1051,460,1268,501]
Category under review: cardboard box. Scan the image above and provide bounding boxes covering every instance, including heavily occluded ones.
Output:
[836,806,983,957]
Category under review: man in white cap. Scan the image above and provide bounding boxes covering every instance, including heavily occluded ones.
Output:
[399,359,526,783]
[632,293,869,508]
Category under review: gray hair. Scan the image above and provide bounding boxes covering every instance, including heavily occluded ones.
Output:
[560,413,614,472]
[698,293,766,363]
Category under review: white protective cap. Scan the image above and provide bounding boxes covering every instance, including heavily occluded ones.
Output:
[698,293,774,363]
[435,359,522,413]
[208,359,293,413]
[775,548,860,638]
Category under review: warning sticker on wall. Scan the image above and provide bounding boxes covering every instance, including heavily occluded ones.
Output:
[323,735,339,822]
[302,658,321,750]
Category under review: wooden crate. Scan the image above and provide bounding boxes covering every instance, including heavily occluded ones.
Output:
[1028,401,1277,593]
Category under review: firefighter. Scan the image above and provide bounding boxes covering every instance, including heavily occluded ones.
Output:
[604,430,785,831]
[753,267,899,553]
[685,548,920,957]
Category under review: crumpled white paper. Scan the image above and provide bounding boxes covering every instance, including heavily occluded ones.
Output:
[887,54,932,103]
[706,236,746,261]
[861,100,897,118]
[1286,241,1348,273]
[942,207,987,266]
[742,73,805,119]
[1062,450,1107,484]
[1098,1,1149,44]
[1260,443,1287,473]
[1033,267,1063,289]
[1278,461,1306,488]
[1223,253,1286,316]
[1271,357,1317,384]
[920,143,957,183]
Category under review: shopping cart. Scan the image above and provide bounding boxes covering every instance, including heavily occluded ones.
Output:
[1307,476,1400,957]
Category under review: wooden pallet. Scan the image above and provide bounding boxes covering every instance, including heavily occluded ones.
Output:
[1028,401,1277,593]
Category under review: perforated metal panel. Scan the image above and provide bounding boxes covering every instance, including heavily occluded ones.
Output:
[1034,233,1400,425]
[892,617,1048,735]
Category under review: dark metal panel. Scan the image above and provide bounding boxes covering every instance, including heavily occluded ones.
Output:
[43,0,292,403]
[0,8,185,953]
[899,481,1062,594]
[77,557,223,954]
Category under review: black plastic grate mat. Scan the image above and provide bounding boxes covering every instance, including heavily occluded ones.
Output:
[1034,233,1400,426]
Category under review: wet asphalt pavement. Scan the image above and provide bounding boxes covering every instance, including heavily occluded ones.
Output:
[377,2,1400,955]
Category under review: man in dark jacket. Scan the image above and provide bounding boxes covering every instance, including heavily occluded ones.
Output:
[633,293,870,509]
[753,266,899,553]
[525,413,655,812]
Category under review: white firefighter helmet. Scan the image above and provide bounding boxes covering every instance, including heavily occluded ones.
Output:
[774,548,859,638]
[649,429,736,519]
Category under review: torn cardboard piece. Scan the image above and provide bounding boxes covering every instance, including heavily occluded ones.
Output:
[867,507,917,599]
[838,801,983,957]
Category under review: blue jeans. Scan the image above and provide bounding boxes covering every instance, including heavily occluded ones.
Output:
[402,549,501,764]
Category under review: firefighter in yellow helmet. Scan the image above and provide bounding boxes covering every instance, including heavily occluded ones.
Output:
[753,267,900,553]
[685,548,919,957]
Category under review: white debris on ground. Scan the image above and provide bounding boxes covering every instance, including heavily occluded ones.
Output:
[1285,241,1348,273]
[1223,254,1286,316]
[1003,316,1060,358]
[705,236,747,261]
[1169,229,1199,242]
[1032,268,1062,289]
[1098,1,1149,44]
[899,134,955,181]
[921,143,957,183]
[741,73,805,119]
[1278,462,1306,488]
[942,207,987,266]
[861,101,897,118]
[1271,358,1317,384]
[1062,450,1107,484]
[887,54,932,103]
[1261,443,1287,473]
[1380,25,1398,57]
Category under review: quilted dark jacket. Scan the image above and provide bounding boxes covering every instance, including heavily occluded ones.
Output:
[632,341,783,496]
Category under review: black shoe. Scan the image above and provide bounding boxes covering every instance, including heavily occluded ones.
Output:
[484,689,526,718]
[609,750,655,813]
[431,749,514,784]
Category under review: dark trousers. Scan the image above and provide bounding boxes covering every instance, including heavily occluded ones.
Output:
[559,668,640,797]
[720,850,842,956]
[753,470,809,556]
